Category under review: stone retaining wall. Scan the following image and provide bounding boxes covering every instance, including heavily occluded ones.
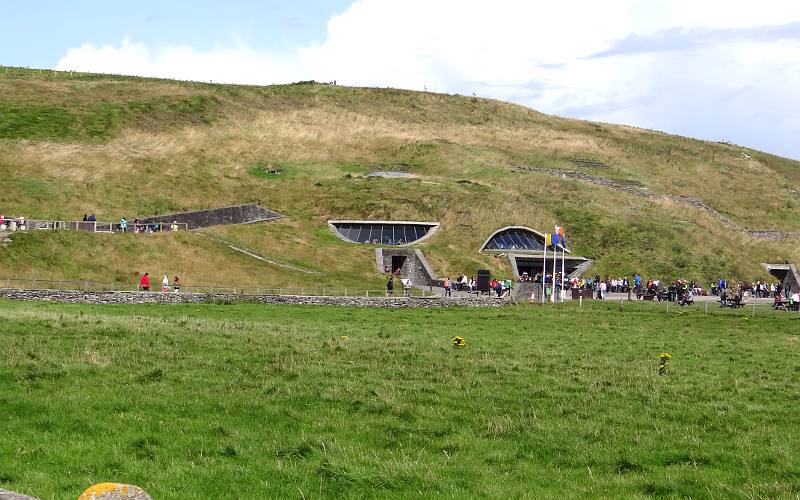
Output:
[0,289,507,308]
[513,165,800,240]
[141,204,284,229]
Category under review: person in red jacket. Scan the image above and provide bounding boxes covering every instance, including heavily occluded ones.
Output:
[140,272,150,291]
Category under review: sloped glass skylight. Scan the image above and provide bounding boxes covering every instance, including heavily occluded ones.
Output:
[481,227,546,252]
[329,221,439,245]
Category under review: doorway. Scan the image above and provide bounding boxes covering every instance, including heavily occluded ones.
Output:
[391,255,407,275]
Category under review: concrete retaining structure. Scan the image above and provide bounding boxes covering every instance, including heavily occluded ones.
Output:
[376,248,438,285]
[0,289,508,308]
[763,263,800,293]
[141,204,284,229]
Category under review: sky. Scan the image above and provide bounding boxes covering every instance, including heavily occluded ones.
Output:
[3,0,800,160]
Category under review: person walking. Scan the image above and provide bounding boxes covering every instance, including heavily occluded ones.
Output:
[444,277,452,297]
[402,278,412,297]
[173,276,181,293]
[386,276,394,296]
[140,273,150,292]
[119,217,128,233]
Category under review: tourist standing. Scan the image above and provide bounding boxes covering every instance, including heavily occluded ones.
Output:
[162,275,170,293]
[402,278,412,297]
[140,273,150,291]
[173,276,181,293]
[119,217,128,233]
[386,276,394,296]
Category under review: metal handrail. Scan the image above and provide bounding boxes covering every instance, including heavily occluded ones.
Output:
[0,277,438,298]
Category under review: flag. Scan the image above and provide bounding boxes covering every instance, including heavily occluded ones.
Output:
[554,225,566,249]
[544,233,552,246]
[551,233,560,247]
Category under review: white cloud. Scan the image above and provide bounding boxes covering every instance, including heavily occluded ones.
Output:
[57,36,304,85]
[55,0,800,158]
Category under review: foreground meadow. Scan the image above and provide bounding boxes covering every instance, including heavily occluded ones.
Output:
[0,299,798,499]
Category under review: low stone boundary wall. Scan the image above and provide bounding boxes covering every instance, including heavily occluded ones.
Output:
[0,289,508,308]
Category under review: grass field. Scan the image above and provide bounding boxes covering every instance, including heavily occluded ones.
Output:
[1,299,798,499]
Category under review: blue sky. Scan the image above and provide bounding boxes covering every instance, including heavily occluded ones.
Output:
[3,0,800,160]
[3,0,351,68]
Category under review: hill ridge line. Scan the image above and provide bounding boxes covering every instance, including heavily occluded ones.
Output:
[512,165,800,240]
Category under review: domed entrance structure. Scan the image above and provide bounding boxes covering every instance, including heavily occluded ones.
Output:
[480,226,591,278]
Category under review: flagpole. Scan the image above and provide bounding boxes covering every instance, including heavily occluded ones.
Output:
[561,243,566,303]
[551,240,557,303]
[542,239,547,304]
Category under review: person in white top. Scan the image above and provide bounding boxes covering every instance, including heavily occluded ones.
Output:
[401,278,413,297]
[599,281,607,300]
[162,275,170,293]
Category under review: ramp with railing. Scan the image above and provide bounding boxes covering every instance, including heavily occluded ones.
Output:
[0,219,188,234]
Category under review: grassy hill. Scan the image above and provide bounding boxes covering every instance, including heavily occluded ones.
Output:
[1,66,799,288]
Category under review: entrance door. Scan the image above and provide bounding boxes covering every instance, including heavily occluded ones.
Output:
[515,256,581,279]
[391,256,407,276]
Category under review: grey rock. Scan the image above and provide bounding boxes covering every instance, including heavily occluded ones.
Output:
[78,483,152,500]
[0,488,41,500]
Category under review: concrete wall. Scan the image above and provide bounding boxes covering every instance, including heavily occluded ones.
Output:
[376,248,437,286]
[0,289,507,308]
[766,264,800,293]
[141,204,284,229]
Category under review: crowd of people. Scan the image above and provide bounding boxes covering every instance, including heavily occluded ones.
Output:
[516,271,798,308]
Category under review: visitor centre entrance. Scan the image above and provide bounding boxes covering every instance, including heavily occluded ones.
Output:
[479,226,591,279]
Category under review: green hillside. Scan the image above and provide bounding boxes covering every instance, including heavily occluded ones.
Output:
[1,66,799,288]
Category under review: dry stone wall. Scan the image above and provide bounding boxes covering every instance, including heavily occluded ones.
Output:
[513,165,800,240]
[0,289,507,308]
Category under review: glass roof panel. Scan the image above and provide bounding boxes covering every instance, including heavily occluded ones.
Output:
[484,228,545,252]
[331,222,436,245]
